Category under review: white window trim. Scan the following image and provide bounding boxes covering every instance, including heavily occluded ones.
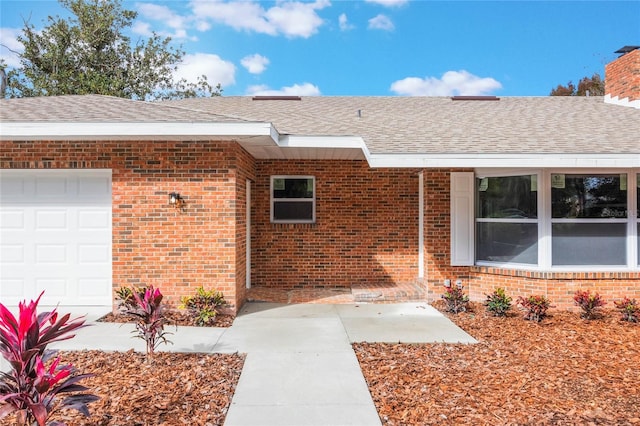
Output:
[270,175,316,224]
[475,170,542,267]
[473,168,640,272]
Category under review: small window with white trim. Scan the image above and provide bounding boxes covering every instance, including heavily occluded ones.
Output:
[271,176,315,223]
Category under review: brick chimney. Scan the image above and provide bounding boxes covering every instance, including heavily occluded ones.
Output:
[604,46,640,108]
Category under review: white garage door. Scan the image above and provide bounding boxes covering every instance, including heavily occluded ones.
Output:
[0,170,112,308]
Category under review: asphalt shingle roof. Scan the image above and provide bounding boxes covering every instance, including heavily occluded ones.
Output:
[170,96,640,155]
[1,94,638,156]
[0,94,246,123]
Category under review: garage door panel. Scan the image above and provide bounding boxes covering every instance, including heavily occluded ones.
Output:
[0,279,28,298]
[0,209,25,229]
[78,244,110,263]
[78,176,111,199]
[35,244,67,263]
[0,176,27,198]
[0,170,112,307]
[78,279,112,298]
[35,176,69,199]
[1,244,24,263]
[35,209,68,229]
[78,209,110,229]
[36,278,69,300]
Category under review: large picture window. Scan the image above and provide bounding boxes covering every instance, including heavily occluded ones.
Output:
[471,170,639,270]
[271,176,315,223]
[476,175,538,264]
[551,174,627,266]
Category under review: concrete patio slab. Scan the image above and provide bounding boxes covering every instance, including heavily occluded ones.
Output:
[335,303,477,344]
[234,301,339,318]
[213,316,351,353]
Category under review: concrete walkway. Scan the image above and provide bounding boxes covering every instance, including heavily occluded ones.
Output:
[37,302,476,426]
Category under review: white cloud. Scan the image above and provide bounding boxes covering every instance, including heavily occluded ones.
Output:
[365,0,408,7]
[390,70,502,96]
[338,13,355,31]
[131,21,153,37]
[135,2,194,40]
[190,0,329,38]
[195,20,211,32]
[247,82,321,96]
[137,3,186,30]
[174,53,236,87]
[368,14,394,31]
[0,28,23,68]
[241,54,270,74]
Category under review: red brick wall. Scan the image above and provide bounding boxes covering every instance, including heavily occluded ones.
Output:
[3,139,637,313]
[0,139,253,311]
[605,48,640,101]
[423,170,471,296]
[251,160,420,289]
[423,170,640,310]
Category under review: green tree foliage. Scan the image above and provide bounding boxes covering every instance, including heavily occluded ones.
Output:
[3,0,220,99]
[550,73,604,96]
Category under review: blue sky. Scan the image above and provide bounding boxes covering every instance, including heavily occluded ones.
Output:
[1,1,639,96]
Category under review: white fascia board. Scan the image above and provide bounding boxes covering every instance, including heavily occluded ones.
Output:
[278,135,371,153]
[277,135,373,161]
[0,122,279,142]
[367,153,640,168]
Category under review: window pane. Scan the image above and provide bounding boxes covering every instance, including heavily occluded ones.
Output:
[552,223,626,265]
[476,222,538,264]
[273,201,313,221]
[477,175,537,219]
[274,178,313,199]
[552,174,627,219]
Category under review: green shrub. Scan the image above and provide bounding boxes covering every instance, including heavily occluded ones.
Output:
[180,287,226,326]
[441,284,469,314]
[115,285,149,312]
[484,287,512,317]
[517,295,552,322]
[573,290,606,320]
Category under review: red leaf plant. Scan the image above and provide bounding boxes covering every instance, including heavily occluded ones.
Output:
[124,285,173,359]
[441,284,470,314]
[573,290,606,320]
[614,297,640,323]
[517,295,553,322]
[0,291,98,426]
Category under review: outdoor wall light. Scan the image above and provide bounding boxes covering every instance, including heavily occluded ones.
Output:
[168,192,185,210]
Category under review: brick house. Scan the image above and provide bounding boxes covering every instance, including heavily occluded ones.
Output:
[1,46,639,313]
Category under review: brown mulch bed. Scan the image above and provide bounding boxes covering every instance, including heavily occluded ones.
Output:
[98,310,235,328]
[51,350,244,426]
[355,302,640,425]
